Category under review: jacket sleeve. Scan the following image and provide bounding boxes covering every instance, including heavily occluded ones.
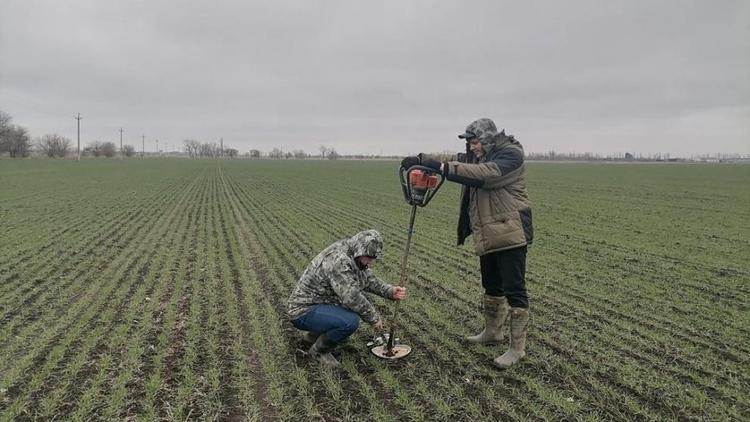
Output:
[324,257,381,324]
[443,147,525,189]
[364,271,394,299]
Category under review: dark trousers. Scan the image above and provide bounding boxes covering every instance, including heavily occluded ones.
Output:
[479,246,528,308]
[290,304,360,343]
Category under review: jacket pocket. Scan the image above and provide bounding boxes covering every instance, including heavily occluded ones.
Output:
[484,190,506,222]
[483,211,525,251]
[519,208,533,244]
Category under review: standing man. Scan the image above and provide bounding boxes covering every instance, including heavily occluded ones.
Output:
[400,118,532,369]
[288,230,407,366]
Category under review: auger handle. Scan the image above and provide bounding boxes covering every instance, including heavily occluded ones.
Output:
[386,203,417,356]
[386,164,444,357]
[399,165,446,207]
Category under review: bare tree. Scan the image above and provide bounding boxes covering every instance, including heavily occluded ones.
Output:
[225,148,238,158]
[36,134,72,158]
[86,141,103,157]
[0,110,16,155]
[3,125,32,158]
[326,147,339,160]
[0,110,11,142]
[101,142,117,157]
[36,135,55,157]
[190,139,201,157]
[199,142,220,158]
[183,139,200,158]
[199,142,210,157]
[122,144,136,157]
[249,149,261,158]
[293,149,307,159]
[319,145,328,158]
[268,147,283,159]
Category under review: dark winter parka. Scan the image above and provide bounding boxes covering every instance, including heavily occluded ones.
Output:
[443,132,533,256]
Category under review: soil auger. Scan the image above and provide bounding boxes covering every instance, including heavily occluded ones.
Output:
[370,165,445,360]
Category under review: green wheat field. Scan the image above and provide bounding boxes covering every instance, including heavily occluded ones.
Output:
[1,159,748,421]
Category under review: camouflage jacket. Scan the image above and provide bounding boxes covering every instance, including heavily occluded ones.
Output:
[287,230,394,324]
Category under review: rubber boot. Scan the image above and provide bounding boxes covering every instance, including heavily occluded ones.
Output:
[308,335,341,367]
[300,330,319,344]
[493,307,529,369]
[466,295,510,344]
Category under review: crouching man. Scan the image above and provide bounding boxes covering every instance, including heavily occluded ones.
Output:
[287,230,407,366]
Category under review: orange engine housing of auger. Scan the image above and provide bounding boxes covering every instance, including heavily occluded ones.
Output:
[408,169,439,189]
[407,169,439,205]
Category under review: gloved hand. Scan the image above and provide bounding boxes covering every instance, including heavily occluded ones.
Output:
[400,156,420,169]
[418,153,443,172]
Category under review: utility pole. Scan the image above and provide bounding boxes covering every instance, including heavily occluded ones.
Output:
[156,139,159,157]
[142,134,145,158]
[119,127,124,159]
[75,113,82,161]
[220,137,224,158]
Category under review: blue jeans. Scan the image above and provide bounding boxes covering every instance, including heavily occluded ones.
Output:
[291,304,360,343]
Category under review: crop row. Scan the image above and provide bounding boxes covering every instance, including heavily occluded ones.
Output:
[0,170,208,420]
[219,166,573,420]
[2,160,745,421]
[216,161,747,420]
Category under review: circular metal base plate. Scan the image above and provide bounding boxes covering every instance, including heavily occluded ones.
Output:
[370,344,412,359]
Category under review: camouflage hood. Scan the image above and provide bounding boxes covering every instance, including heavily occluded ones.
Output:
[346,230,383,259]
[459,118,499,142]
[459,118,517,157]
[482,130,520,157]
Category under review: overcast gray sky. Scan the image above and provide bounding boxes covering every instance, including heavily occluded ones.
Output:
[1,0,748,156]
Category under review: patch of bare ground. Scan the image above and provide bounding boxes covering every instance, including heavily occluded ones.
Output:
[214,203,247,421]
[157,282,192,419]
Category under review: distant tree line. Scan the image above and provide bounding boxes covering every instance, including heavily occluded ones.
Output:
[83,141,116,157]
[5,108,747,162]
[521,151,750,162]
[423,150,750,163]
[0,110,78,158]
[0,108,141,159]
[2,108,338,160]
[37,134,72,157]
[183,139,239,158]
[246,145,340,160]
